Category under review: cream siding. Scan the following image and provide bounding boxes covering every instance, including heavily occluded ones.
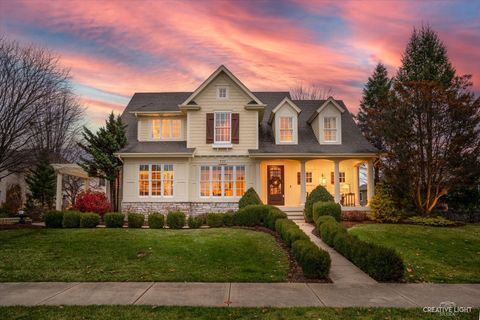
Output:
[312,116,320,141]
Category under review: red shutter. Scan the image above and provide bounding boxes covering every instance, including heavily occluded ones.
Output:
[232,113,239,144]
[206,113,214,144]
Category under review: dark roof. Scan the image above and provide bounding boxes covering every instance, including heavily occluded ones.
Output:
[120,91,377,155]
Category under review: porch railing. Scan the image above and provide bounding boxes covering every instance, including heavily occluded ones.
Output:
[341,193,356,207]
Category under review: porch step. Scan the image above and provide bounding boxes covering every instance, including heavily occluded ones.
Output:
[286,212,305,221]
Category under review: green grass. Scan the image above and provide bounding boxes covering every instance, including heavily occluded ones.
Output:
[349,224,480,283]
[1,306,477,320]
[0,228,288,282]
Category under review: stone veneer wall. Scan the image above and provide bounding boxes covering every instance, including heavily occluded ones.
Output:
[122,202,239,216]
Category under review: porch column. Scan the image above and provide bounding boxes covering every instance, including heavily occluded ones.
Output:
[334,159,341,203]
[354,165,360,206]
[84,178,90,191]
[367,159,374,204]
[300,160,306,205]
[55,173,63,211]
[254,161,261,195]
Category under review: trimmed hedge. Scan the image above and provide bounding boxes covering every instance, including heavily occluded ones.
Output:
[148,213,165,229]
[207,213,224,228]
[233,204,267,226]
[166,211,186,229]
[238,187,262,209]
[319,219,404,281]
[275,219,309,246]
[80,212,100,228]
[44,210,63,228]
[127,213,144,228]
[62,211,81,228]
[303,185,334,223]
[223,212,234,227]
[264,206,288,230]
[313,201,341,222]
[187,215,203,229]
[104,212,125,228]
[292,240,331,278]
[315,215,336,228]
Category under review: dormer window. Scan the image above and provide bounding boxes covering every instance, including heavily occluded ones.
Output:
[323,117,337,142]
[279,117,294,142]
[217,86,228,99]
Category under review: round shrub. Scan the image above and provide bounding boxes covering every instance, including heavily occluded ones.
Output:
[80,212,100,228]
[366,245,404,281]
[319,220,347,246]
[223,211,235,227]
[313,201,341,222]
[127,213,144,228]
[368,183,402,223]
[187,215,203,229]
[315,215,336,229]
[238,187,263,209]
[44,210,63,228]
[292,240,331,279]
[207,212,224,228]
[73,191,111,216]
[62,211,81,228]
[233,205,268,226]
[148,213,165,229]
[104,212,124,228]
[303,185,334,223]
[264,206,287,230]
[166,211,186,229]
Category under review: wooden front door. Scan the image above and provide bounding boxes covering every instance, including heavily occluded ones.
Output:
[267,165,284,205]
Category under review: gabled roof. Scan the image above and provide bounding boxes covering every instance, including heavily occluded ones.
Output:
[179,65,265,107]
[307,97,345,124]
[268,97,302,124]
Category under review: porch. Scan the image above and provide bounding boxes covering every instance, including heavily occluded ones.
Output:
[254,158,375,209]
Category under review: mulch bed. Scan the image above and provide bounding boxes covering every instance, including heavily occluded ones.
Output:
[341,220,377,229]
[238,226,330,283]
[0,223,44,230]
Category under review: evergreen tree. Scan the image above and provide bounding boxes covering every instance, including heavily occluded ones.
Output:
[25,153,56,209]
[357,63,391,182]
[78,112,127,211]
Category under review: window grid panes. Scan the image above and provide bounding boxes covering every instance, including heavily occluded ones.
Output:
[151,165,161,196]
[324,117,337,141]
[200,165,246,198]
[297,172,313,185]
[330,171,346,184]
[214,112,231,143]
[138,164,174,197]
[217,87,227,99]
[151,118,181,140]
[139,165,149,196]
[279,117,294,142]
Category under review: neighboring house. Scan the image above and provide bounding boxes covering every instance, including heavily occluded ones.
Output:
[117,66,378,215]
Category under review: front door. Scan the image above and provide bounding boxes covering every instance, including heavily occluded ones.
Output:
[267,165,284,205]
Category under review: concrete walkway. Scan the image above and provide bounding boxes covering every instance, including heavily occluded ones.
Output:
[295,221,377,284]
[0,282,479,307]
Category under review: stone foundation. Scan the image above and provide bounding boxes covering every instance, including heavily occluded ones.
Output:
[121,202,239,216]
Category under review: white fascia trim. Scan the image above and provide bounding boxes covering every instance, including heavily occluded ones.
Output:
[269,97,301,124]
[115,152,195,158]
[316,97,345,114]
[130,111,183,117]
[248,153,379,159]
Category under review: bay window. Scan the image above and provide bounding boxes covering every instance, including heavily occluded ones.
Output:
[200,165,245,197]
[138,164,174,196]
[152,118,182,140]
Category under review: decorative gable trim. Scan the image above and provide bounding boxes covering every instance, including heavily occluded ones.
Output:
[307,97,345,124]
[268,97,301,124]
[179,65,265,108]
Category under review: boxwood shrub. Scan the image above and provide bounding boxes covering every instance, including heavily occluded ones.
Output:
[187,215,203,229]
[238,187,263,209]
[148,213,165,229]
[206,213,224,227]
[166,211,186,229]
[80,212,100,228]
[315,215,336,229]
[233,204,268,226]
[223,211,234,227]
[275,218,309,247]
[264,205,288,230]
[127,213,144,228]
[303,185,334,223]
[44,210,63,228]
[319,220,347,246]
[62,211,81,228]
[313,201,341,222]
[292,239,331,279]
[104,212,125,228]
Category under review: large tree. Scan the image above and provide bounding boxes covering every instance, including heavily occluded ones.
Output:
[382,26,480,214]
[78,113,127,211]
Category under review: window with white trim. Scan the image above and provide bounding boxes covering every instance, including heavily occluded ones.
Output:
[330,171,345,184]
[297,172,313,185]
[214,112,231,144]
[217,86,228,99]
[138,164,174,196]
[279,117,294,142]
[151,118,182,140]
[200,165,245,197]
[324,117,337,142]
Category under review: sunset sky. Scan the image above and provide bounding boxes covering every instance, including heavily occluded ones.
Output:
[1,0,479,128]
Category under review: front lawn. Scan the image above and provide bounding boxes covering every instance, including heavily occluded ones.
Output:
[2,306,476,320]
[0,228,289,282]
[349,224,480,283]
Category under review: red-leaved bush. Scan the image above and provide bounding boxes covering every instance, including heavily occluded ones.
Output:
[74,191,111,216]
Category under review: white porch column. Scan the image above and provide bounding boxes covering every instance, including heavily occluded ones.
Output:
[367,159,375,204]
[84,178,90,191]
[334,159,341,203]
[55,173,63,211]
[300,160,306,205]
[354,165,360,206]
[254,161,261,194]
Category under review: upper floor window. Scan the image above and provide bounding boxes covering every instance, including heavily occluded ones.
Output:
[279,117,294,142]
[152,118,182,140]
[324,117,337,142]
[217,86,228,99]
[214,112,231,144]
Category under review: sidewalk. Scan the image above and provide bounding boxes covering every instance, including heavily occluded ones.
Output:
[0,282,479,307]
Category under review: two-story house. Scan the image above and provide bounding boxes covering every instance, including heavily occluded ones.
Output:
[116,65,378,215]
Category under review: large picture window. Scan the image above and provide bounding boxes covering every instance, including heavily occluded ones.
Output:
[324,117,337,142]
[138,164,174,197]
[152,118,182,140]
[279,117,294,142]
[200,165,245,197]
[214,112,231,143]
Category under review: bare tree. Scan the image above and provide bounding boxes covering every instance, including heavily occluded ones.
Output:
[290,82,334,100]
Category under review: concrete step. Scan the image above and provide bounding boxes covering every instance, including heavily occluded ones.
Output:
[286,212,305,221]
